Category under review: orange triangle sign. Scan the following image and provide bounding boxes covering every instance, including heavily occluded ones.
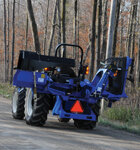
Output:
[71,100,83,113]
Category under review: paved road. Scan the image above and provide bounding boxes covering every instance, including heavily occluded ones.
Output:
[0,96,140,150]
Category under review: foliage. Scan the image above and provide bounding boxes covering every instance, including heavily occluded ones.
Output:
[0,83,14,99]
[99,106,140,134]
[98,117,140,135]
[104,106,133,122]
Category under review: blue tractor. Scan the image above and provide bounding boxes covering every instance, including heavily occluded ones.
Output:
[12,44,133,129]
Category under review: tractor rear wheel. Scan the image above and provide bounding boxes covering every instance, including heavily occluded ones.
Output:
[74,101,100,129]
[12,88,26,119]
[58,117,70,123]
[25,88,49,126]
[74,120,96,129]
[90,100,101,122]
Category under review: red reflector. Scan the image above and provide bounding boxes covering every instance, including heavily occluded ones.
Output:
[71,100,84,113]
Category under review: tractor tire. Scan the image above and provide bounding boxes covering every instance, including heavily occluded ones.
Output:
[91,100,101,122]
[12,88,26,120]
[74,120,96,129]
[74,101,101,130]
[25,88,49,126]
[58,117,70,123]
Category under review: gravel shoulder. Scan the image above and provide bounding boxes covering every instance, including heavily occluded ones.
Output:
[0,96,140,150]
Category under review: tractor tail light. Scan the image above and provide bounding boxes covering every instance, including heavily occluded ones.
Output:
[44,67,52,72]
[114,70,118,77]
[85,66,89,75]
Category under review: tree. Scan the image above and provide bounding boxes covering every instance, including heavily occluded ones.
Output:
[119,7,124,57]
[135,0,140,87]
[112,0,121,57]
[106,0,117,59]
[89,0,98,81]
[61,0,66,57]
[57,0,61,46]
[73,0,78,58]
[131,0,138,58]
[10,0,16,84]
[101,0,108,60]
[43,0,49,55]
[126,0,138,57]
[26,0,40,54]
[47,0,57,56]
[3,0,7,82]
[25,12,29,50]
[95,0,102,72]
[7,0,10,79]
[73,0,80,71]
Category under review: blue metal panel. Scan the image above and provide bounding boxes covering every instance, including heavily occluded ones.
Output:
[13,70,53,89]
[59,110,96,121]
[52,96,97,121]
[13,70,34,88]
[52,96,62,115]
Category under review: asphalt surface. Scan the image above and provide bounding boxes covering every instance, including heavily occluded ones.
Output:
[0,96,140,150]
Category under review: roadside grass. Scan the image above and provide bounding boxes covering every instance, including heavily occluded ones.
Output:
[99,107,140,135]
[0,82,14,99]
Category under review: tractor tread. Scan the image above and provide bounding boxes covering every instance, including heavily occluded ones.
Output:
[12,88,26,120]
[25,94,49,126]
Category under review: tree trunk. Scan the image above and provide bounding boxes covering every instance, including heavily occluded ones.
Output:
[25,12,29,50]
[95,0,102,73]
[57,0,61,44]
[119,10,123,57]
[26,0,40,54]
[135,0,139,87]
[10,0,16,84]
[18,0,20,24]
[106,0,117,59]
[126,0,138,57]
[61,0,66,57]
[47,0,57,56]
[89,0,98,81]
[101,0,108,61]
[3,0,7,82]
[73,0,80,71]
[131,1,138,58]
[73,0,78,58]
[112,0,121,57]
[43,0,49,55]
[136,29,140,87]
[7,0,10,80]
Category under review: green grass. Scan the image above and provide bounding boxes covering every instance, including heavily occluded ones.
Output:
[98,117,140,135]
[0,83,14,99]
[99,107,140,135]
[104,106,133,122]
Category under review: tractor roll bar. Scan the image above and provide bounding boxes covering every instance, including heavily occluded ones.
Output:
[55,43,84,66]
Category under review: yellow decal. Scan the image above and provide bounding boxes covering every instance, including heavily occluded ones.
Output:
[41,74,45,78]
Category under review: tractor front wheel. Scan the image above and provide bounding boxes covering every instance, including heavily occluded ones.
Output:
[25,88,49,126]
[12,88,26,119]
